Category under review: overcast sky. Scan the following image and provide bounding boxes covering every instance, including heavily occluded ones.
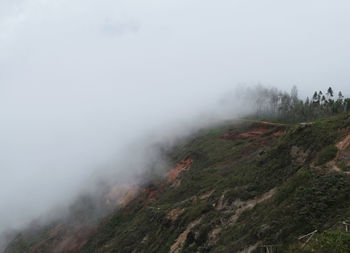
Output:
[1,0,350,241]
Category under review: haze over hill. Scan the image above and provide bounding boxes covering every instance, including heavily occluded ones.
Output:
[1,0,350,251]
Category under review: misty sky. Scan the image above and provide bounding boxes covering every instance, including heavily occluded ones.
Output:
[1,0,350,238]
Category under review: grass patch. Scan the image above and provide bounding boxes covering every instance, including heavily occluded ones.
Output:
[337,161,350,172]
[306,231,350,253]
[316,145,338,166]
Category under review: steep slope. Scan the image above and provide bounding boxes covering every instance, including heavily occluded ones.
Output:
[5,114,350,252]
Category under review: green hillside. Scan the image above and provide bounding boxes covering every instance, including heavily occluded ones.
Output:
[5,113,350,253]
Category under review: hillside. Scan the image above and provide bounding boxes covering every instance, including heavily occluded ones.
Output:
[5,113,350,253]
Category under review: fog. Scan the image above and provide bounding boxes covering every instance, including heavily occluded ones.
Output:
[1,0,350,247]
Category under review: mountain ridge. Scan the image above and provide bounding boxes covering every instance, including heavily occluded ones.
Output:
[5,114,350,252]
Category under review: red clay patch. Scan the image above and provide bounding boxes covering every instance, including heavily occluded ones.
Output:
[167,208,185,222]
[337,134,350,151]
[141,186,159,205]
[166,157,193,187]
[222,123,285,141]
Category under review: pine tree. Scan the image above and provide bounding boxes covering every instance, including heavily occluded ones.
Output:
[312,91,319,104]
[305,97,310,105]
[345,98,350,112]
[327,87,334,97]
[338,91,344,102]
[250,85,348,123]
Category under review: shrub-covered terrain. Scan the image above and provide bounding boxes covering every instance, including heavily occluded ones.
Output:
[4,113,350,253]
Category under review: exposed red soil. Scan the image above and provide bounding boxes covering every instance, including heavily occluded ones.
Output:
[221,123,287,157]
[167,208,185,222]
[24,158,195,252]
[111,158,194,214]
[221,122,285,141]
[273,130,284,137]
[336,134,350,151]
[330,133,350,173]
[118,158,194,212]
[141,185,159,205]
[166,157,193,187]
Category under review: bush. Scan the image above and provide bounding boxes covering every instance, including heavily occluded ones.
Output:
[337,161,350,172]
[316,145,338,165]
[309,231,350,253]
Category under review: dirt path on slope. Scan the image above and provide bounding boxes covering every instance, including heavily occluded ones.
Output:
[330,134,350,174]
[229,188,276,225]
[237,241,262,253]
[242,119,287,126]
[208,188,276,246]
[169,217,202,253]
[337,134,350,151]
[166,157,193,187]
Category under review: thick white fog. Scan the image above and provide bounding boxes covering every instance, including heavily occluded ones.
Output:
[1,0,350,243]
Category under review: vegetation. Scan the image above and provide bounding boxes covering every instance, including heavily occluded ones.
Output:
[338,161,350,172]
[305,231,350,253]
[4,88,350,253]
[248,86,350,123]
[316,145,338,166]
[76,113,350,253]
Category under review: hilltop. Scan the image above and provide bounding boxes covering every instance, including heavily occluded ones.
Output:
[5,113,350,252]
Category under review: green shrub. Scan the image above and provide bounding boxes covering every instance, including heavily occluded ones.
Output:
[309,231,350,253]
[337,161,350,171]
[316,145,338,165]
[180,203,213,225]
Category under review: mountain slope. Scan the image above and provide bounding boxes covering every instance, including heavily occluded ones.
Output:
[5,114,350,253]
